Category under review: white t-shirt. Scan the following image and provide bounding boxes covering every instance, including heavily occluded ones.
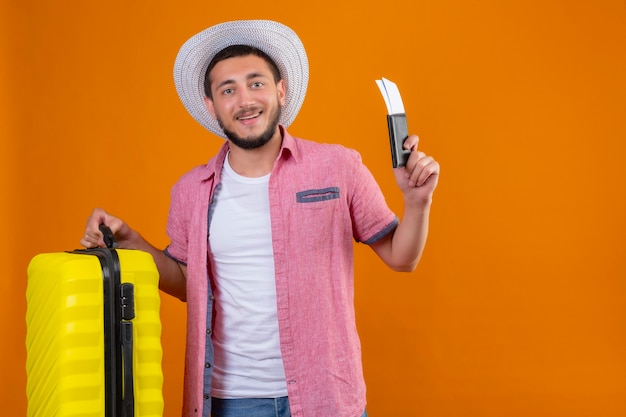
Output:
[208,154,288,398]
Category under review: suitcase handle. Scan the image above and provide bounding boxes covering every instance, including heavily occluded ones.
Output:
[99,224,119,249]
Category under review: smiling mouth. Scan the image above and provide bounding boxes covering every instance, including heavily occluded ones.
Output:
[236,111,262,121]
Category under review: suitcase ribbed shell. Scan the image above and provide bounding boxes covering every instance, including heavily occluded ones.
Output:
[26,249,163,417]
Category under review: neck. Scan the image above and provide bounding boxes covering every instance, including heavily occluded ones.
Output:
[227,130,283,177]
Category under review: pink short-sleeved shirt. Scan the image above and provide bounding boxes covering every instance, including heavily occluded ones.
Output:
[165,127,398,417]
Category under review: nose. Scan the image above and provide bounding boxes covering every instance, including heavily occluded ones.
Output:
[237,88,255,108]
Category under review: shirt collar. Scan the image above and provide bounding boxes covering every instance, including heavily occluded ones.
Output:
[277,124,299,164]
[197,124,299,182]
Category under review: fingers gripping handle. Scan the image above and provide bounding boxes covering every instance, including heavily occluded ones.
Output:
[99,224,119,249]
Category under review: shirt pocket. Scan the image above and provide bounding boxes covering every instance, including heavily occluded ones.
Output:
[292,186,348,251]
[296,187,340,208]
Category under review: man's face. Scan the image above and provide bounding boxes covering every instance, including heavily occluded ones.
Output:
[204,55,286,149]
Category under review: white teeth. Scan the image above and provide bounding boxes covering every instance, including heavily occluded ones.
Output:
[238,113,259,120]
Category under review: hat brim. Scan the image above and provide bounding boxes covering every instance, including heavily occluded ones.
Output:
[173,20,309,139]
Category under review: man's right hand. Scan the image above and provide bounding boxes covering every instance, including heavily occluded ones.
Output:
[80,207,188,300]
[80,208,133,249]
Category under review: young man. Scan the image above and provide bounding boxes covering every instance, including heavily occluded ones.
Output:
[81,20,439,417]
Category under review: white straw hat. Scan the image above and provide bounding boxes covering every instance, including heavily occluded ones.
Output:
[173,20,309,138]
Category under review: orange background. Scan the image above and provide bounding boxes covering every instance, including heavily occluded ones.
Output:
[2,1,626,416]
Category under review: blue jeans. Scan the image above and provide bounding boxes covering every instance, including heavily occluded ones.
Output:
[211,397,368,417]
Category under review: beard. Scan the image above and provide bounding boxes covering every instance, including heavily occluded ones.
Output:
[217,104,282,150]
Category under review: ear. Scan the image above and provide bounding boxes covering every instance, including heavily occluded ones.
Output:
[277,79,286,107]
[204,96,216,118]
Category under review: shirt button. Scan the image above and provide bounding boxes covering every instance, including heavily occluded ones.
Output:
[203,394,210,400]
[206,328,212,335]
[205,362,211,368]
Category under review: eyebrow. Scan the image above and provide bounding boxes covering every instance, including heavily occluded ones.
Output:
[214,72,270,91]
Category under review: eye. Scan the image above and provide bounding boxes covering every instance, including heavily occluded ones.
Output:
[251,81,264,88]
[222,88,234,95]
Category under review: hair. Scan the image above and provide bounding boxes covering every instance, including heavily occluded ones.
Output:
[203,45,282,99]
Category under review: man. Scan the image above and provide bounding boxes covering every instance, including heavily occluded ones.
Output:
[81,20,439,417]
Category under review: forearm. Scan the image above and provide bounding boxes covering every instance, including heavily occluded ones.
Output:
[391,201,432,271]
[120,230,187,301]
[375,140,439,272]
[372,200,432,272]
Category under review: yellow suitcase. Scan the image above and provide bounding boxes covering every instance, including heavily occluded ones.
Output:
[26,232,163,417]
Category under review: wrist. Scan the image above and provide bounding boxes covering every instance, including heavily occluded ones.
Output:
[404,196,433,213]
[115,225,139,249]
